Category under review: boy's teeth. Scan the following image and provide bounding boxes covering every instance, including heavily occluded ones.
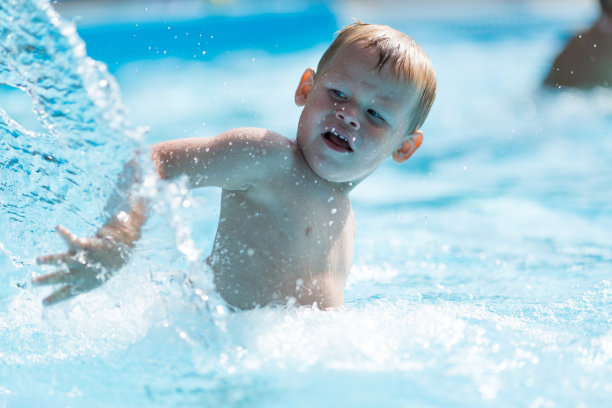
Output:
[330,129,347,142]
[324,128,353,151]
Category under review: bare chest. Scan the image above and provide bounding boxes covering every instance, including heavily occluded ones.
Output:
[215,187,353,264]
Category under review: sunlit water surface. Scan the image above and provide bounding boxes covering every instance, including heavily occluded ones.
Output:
[0,1,610,407]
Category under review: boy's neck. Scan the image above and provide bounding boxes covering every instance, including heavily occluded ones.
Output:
[313,172,359,197]
[295,144,362,197]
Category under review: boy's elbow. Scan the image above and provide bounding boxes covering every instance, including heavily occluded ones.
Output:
[150,146,168,179]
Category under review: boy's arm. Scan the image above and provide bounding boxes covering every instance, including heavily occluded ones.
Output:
[152,127,289,190]
[34,127,288,305]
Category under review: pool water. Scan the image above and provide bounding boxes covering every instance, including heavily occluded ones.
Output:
[1,0,611,407]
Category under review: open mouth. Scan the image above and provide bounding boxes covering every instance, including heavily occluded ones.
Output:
[322,128,353,152]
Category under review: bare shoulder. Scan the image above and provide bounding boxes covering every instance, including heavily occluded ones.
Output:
[219,127,294,149]
[153,127,292,154]
[222,127,300,168]
[151,127,299,190]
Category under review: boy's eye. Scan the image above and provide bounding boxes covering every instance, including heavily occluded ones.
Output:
[329,89,348,100]
[367,109,385,122]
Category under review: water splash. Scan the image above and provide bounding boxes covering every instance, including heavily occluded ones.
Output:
[0,0,146,266]
[0,0,224,356]
[0,0,134,136]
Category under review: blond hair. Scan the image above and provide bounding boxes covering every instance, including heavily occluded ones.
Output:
[317,22,437,134]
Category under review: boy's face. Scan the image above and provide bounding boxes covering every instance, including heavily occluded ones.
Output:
[295,42,423,184]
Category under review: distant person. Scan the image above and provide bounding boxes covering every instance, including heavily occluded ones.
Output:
[544,0,612,89]
[33,22,437,310]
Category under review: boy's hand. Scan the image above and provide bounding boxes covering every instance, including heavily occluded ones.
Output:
[33,225,131,306]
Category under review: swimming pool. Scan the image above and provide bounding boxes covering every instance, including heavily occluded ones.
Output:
[1,0,611,406]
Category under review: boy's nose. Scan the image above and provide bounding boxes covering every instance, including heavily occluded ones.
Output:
[335,110,360,130]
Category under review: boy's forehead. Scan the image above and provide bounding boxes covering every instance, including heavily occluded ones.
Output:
[323,43,407,86]
[320,44,417,106]
[325,42,379,70]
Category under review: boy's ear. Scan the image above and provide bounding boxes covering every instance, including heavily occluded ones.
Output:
[295,68,315,106]
[392,131,424,164]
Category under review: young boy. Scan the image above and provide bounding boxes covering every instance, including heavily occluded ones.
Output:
[33,22,437,310]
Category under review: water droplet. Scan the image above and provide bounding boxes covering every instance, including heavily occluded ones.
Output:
[331,208,337,214]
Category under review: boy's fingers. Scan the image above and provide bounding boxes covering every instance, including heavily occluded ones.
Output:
[42,285,75,306]
[36,252,73,266]
[55,225,85,248]
[55,225,73,239]
[32,270,72,286]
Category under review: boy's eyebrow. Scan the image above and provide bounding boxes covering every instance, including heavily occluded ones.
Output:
[372,94,395,106]
[370,94,403,114]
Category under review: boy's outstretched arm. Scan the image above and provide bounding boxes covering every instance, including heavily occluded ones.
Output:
[33,127,286,305]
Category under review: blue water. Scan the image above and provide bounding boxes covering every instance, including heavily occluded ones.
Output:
[1,0,611,407]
